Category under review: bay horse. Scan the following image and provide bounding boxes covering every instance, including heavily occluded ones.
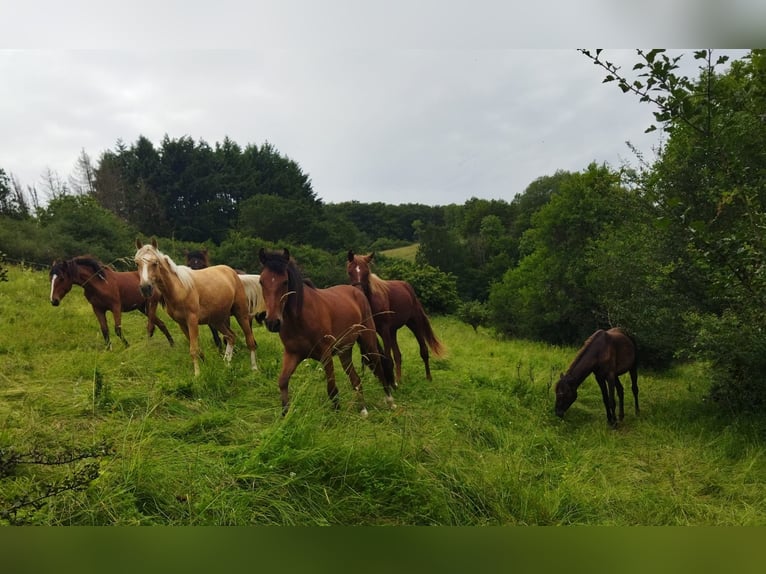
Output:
[346,251,444,384]
[49,256,175,349]
[554,327,639,427]
[134,239,258,376]
[185,249,266,351]
[259,248,396,416]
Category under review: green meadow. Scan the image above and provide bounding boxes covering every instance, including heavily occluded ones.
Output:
[1,263,764,525]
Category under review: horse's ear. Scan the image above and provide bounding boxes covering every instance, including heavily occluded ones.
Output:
[135,238,143,249]
[258,248,267,264]
[282,248,290,260]
[370,252,375,261]
[364,253,374,264]
[151,237,158,249]
[347,250,354,262]
[202,248,208,255]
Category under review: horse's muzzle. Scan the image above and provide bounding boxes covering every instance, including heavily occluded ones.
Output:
[51,299,60,307]
[265,318,281,333]
[139,284,153,298]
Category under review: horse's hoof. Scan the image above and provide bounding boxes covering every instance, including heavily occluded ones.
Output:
[360,408,369,418]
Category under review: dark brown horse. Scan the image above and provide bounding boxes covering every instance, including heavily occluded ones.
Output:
[49,256,175,349]
[346,251,444,384]
[259,248,396,416]
[134,239,258,376]
[554,327,639,426]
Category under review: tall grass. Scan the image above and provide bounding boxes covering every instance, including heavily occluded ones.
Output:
[1,264,765,524]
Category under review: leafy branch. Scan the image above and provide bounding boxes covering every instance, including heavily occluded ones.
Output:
[578,49,729,136]
[0,440,113,524]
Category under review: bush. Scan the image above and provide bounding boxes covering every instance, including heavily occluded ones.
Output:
[688,309,766,413]
[375,256,460,315]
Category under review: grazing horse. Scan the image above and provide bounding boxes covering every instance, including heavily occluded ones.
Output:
[259,248,396,416]
[346,251,444,384]
[134,239,258,376]
[554,327,639,427]
[184,249,266,351]
[49,256,174,349]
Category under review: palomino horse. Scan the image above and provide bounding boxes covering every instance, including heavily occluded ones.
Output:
[49,256,174,349]
[185,249,266,351]
[555,327,639,426]
[259,248,396,416]
[134,239,258,376]
[346,251,444,384]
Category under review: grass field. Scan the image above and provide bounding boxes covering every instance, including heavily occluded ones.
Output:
[1,263,765,525]
[379,244,418,262]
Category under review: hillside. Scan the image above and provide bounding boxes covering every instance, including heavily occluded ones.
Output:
[1,264,765,525]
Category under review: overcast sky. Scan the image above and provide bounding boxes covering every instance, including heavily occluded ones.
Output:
[0,3,756,206]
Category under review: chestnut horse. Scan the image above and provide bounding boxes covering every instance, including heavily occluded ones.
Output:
[346,251,444,384]
[554,327,639,427]
[259,248,396,416]
[49,256,174,349]
[134,239,258,376]
[185,249,265,351]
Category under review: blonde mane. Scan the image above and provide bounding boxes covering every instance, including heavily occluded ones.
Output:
[136,244,195,292]
[368,273,391,298]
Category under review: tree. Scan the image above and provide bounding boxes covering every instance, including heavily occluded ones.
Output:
[581,49,766,409]
[488,164,632,344]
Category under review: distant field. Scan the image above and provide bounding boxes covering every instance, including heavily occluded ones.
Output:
[380,243,418,262]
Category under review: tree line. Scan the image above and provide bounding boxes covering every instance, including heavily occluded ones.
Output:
[2,49,764,412]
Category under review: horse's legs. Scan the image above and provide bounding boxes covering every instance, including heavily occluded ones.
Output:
[614,375,626,420]
[186,319,202,376]
[407,322,432,381]
[216,323,237,364]
[152,315,175,346]
[360,335,396,410]
[321,353,344,411]
[338,348,368,416]
[209,326,223,352]
[277,352,301,416]
[379,328,401,384]
[630,367,640,414]
[233,310,259,371]
[92,306,112,350]
[595,375,616,427]
[144,301,175,346]
[109,307,130,348]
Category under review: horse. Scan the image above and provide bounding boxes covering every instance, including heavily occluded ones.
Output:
[49,256,175,349]
[554,327,639,427]
[184,249,266,351]
[134,238,258,376]
[259,248,396,416]
[346,250,444,384]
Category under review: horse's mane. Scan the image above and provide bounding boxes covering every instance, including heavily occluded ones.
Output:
[71,256,109,281]
[260,250,305,314]
[136,245,195,292]
[367,273,391,297]
[565,329,605,374]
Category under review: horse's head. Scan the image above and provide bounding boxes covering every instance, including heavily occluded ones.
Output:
[554,373,578,418]
[347,250,374,289]
[134,238,162,298]
[259,247,303,333]
[185,248,209,270]
[49,259,73,306]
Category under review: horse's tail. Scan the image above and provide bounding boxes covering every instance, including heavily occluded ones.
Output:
[413,296,445,358]
[239,274,265,319]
